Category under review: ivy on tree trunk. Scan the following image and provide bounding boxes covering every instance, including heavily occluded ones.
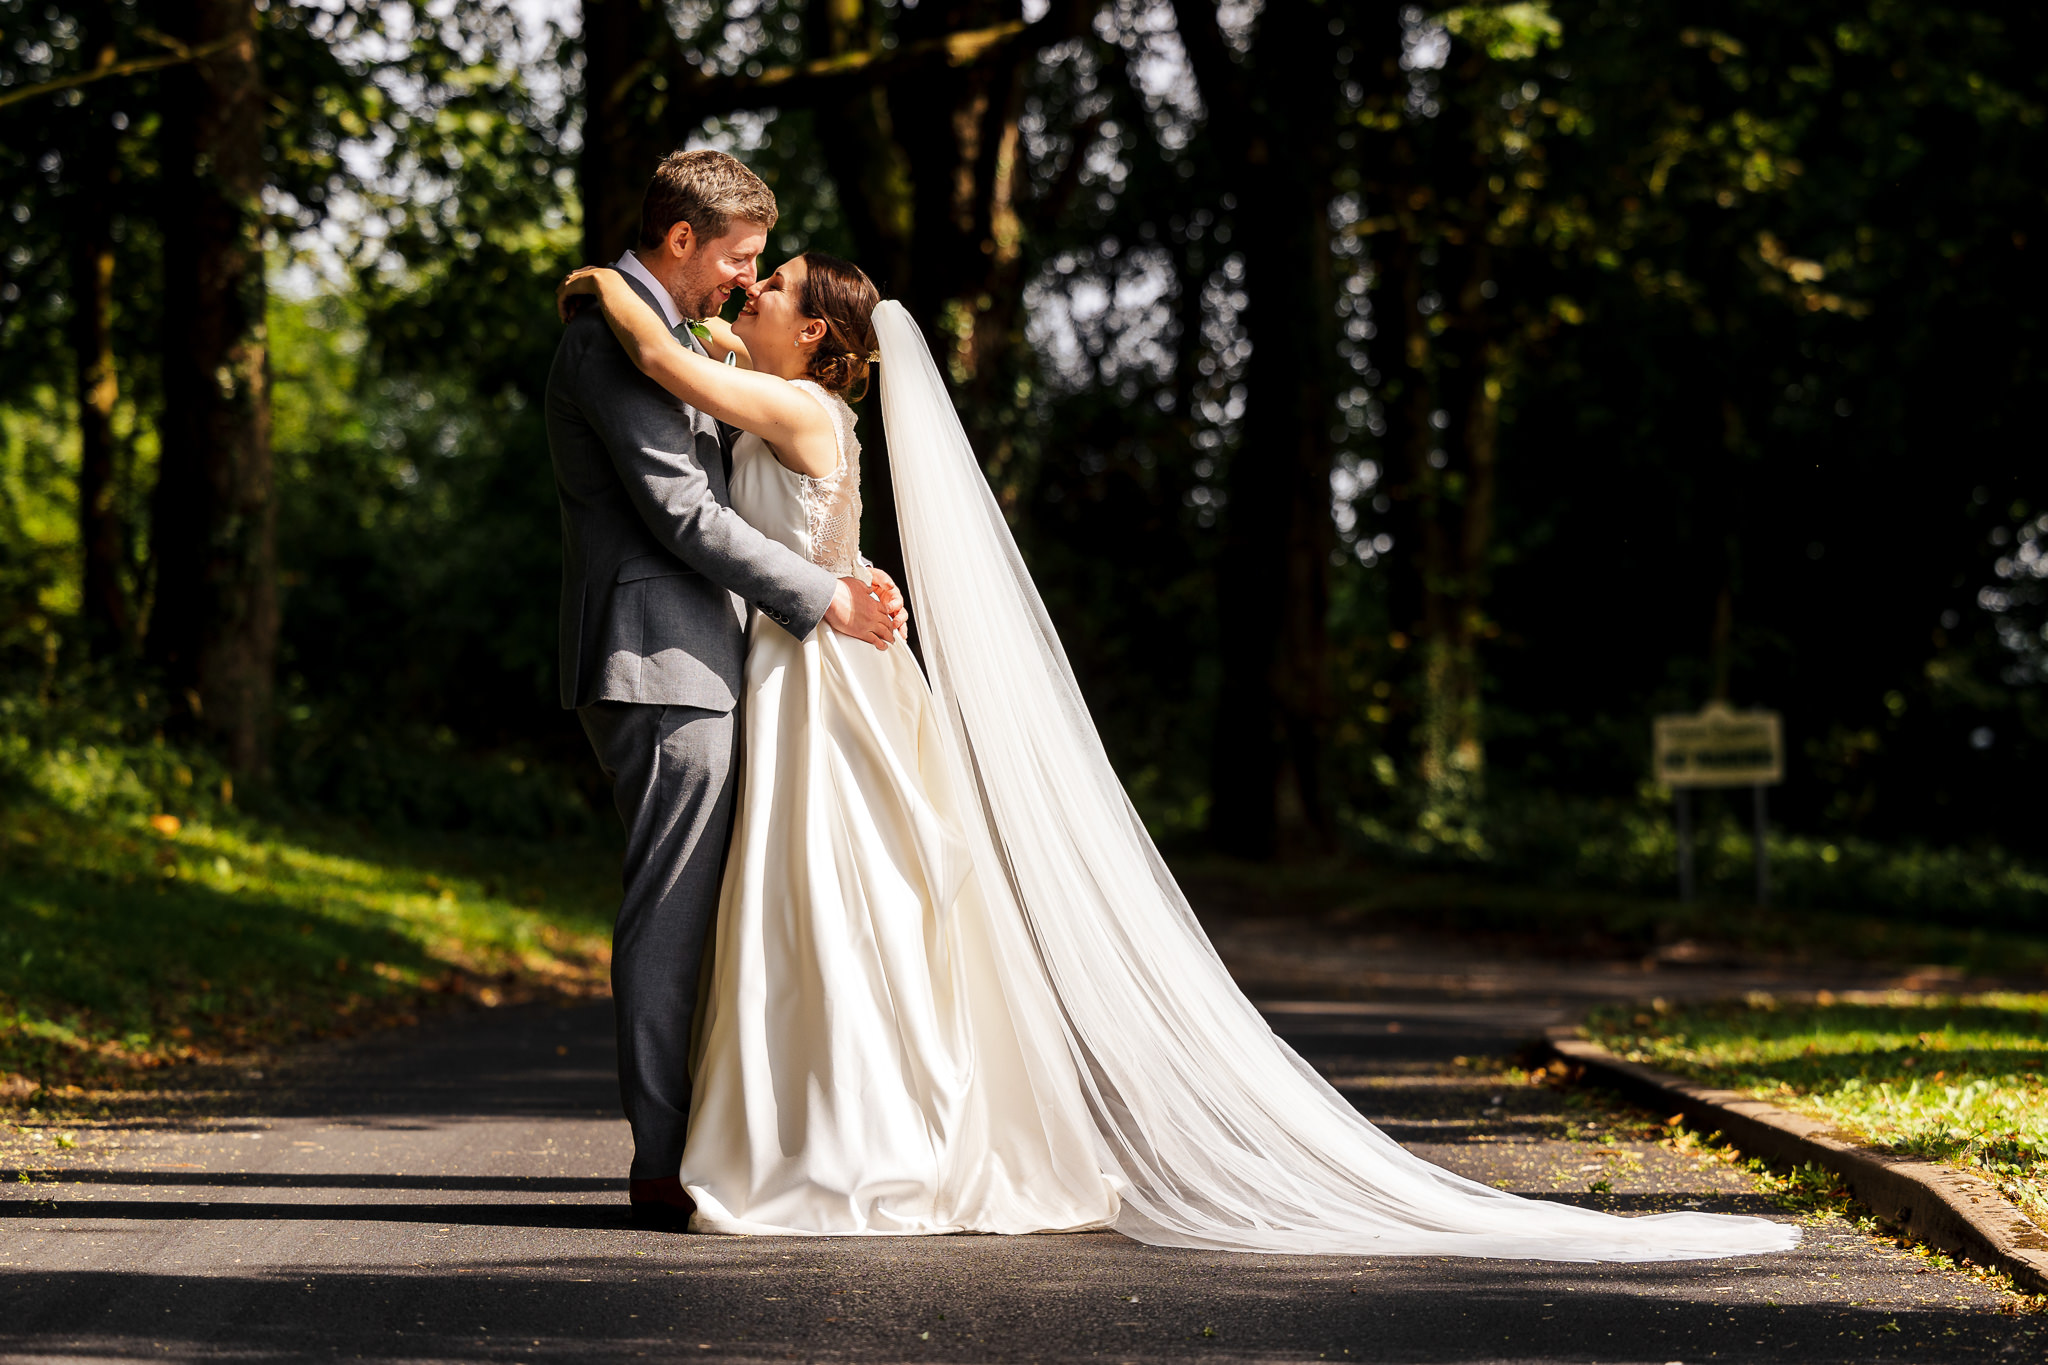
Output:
[68,0,129,658]
[149,0,275,777]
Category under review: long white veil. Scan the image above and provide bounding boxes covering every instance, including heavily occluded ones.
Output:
[871,299,1795,1259]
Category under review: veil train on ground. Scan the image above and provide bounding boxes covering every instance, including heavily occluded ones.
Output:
[871,298,1797,1260]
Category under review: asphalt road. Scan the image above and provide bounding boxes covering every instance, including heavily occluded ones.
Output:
[3,981,2041,1363]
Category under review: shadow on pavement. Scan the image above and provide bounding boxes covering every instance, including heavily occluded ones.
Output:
[9,979,2037,1360]
[1,1257,2037,1363]
[2,1170,615,1192]
[0,1199,627,1230]
[266,1001,622,1122]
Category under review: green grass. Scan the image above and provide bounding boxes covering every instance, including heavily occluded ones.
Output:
[0,801,619,1108]
[1584,994,2048,1231]
[0,685,622,1112]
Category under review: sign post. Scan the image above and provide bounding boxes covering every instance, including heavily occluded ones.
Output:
[1652,702,1784,906]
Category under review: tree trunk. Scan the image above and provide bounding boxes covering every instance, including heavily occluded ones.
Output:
[884,0,1020,330]
[873,0,1041,485]
[804,0,915,294]
[1365,201,1430,777]
[1406,229,1495,823]
[803,0,917,587]
[1213,155,1339,857]
[796,0,1080,589]
[69,0,128,656]
[150,0,275,776]
[1355,35,1502,831]
[580,0,675,264]
[1171,0,1341,858]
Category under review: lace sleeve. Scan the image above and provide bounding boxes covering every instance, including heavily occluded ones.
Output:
[788,379,864,577]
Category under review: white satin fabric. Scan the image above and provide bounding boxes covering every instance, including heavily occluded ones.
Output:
[677,387,1123,1236]
[679,331,1797,1262]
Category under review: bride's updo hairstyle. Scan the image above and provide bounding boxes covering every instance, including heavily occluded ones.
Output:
[796,253,881,401]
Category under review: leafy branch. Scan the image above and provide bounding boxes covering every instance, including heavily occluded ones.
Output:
[0,30,253,114]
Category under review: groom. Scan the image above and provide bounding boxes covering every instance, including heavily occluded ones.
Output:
[545,148,902,1230]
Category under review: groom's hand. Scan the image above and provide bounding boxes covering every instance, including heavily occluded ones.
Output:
[825,578,896,650]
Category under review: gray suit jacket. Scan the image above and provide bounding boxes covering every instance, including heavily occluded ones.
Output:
[545,273,839,712]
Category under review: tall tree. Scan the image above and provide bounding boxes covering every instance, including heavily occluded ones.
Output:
[798,0,1097,576]
[1352,4,1549,833]
[579,0,677,263]
[149,0,276,774]
[1170,0,1348,858]
[67,0,131,655]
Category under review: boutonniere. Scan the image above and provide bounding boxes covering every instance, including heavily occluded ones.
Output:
[683,318,738,364]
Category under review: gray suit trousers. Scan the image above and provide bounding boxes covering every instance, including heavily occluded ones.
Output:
[578,700,737,1180]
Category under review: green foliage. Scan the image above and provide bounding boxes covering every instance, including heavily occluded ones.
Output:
[0,657,617,1099]
[1463,0,2046,845]
[272,725,605,840]
[3,0,2041,890]
[1444,3,1564,62]
[1346,788,2048,928]
[268,285,588,795]
[0,672,232,822]
[0,387,80,663]
[257,8,588,790]
[1589,994,2048,1227]
[1,647,602,843]
[0,608,612,1112]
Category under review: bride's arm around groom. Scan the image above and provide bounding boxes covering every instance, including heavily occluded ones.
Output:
[547,264,837,693]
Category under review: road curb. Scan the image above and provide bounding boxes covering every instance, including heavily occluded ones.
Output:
[1542,1026,2048,1296]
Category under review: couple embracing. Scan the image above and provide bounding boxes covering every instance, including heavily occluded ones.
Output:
[547,148,1796,1259]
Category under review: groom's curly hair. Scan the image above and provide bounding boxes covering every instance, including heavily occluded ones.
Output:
[797,254,881,402]
[637,149,778,250]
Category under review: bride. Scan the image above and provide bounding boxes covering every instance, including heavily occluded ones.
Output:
[556,256,1798,1260]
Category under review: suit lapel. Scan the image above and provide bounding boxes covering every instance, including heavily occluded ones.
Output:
[615,272,729,481]
[678,327,735,485]
[615,271,671,332]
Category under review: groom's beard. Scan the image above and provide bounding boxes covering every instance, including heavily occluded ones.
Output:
[679,276,729,322]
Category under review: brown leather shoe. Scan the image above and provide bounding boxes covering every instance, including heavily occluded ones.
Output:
[628,1176,697,1233]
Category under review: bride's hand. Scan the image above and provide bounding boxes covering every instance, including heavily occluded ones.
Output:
[556,267,612,323]
[866,567,909,638]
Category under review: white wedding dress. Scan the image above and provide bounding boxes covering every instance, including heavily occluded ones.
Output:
[678,321,1799,1261]
[680,380,1123,1235]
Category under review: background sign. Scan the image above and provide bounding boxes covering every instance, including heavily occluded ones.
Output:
[1654,701,1784,788]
